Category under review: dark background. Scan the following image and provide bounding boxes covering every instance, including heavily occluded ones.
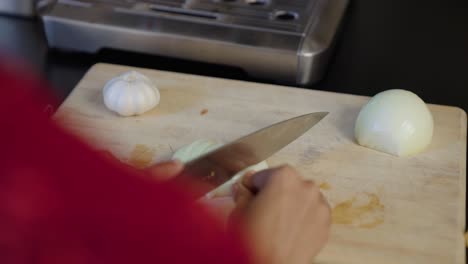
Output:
[1,0,468,258]
[1,1,468,111]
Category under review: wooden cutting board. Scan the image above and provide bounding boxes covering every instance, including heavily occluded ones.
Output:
[54,63,467,264]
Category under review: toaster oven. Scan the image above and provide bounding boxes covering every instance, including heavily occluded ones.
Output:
[40,0,349,85]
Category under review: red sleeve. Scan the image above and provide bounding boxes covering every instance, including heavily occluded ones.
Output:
[0,64,252,264]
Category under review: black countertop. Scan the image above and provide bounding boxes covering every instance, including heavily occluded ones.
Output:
[1,0,468,111]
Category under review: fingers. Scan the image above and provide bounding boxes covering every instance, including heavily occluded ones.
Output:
[148,159,184,179]
[229,171,257,224]
[240,165,330,214]
[240,170,256,192]
[241,168,270,192]
[229,181,255,226]
[242,165,301,192]
[233,181,254,208]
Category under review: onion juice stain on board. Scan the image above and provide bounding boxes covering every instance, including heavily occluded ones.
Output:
[319,182,331,190]
[332,193,384,228]
[128,144,156,169]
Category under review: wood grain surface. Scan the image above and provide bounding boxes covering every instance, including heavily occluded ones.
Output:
[54,63,467,264]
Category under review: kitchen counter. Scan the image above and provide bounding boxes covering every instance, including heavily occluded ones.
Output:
[1,0,468,112]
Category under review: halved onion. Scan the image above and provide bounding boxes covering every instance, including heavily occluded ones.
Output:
[355,89,434,157]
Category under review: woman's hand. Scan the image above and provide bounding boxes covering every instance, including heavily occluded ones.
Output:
[231,165,331,264]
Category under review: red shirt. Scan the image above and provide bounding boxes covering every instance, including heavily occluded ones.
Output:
[0,62,251,264]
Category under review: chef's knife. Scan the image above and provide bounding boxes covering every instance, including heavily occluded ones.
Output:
[174,112,329,198]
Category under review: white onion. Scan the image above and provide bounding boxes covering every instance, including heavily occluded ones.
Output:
[354,89,434,157]
[173,139,268,198]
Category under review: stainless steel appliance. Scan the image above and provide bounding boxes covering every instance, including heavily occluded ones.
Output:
[40,0,349,85]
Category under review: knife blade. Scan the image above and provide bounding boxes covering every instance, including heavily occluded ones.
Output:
[174,112,329,198]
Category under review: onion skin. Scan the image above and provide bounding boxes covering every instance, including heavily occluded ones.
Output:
[354,89,434,157]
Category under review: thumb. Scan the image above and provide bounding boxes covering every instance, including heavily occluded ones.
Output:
[233,171,257,209]
[233,181,254,209]
[229,181,254,226]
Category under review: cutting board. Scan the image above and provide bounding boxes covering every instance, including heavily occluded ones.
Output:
[54,63,467,264]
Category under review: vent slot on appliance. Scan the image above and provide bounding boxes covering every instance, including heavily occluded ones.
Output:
[148,5,218,19]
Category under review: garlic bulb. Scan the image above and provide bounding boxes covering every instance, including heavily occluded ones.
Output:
[355,89,434,157]
[173,139,269,198]
[103,71,160,116]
